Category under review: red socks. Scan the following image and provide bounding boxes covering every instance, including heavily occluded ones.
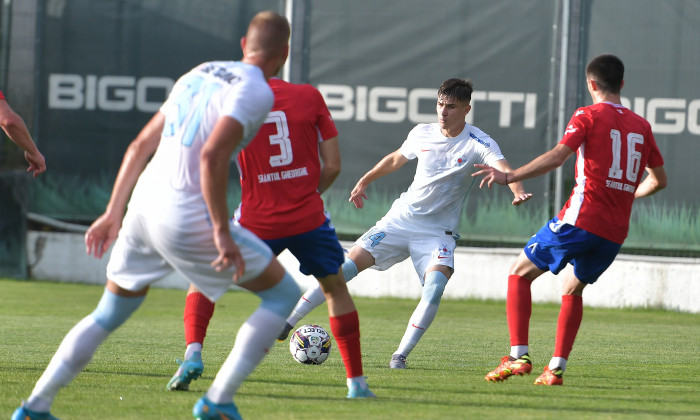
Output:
[328,311,363,378]
[506,273,583,360]
[554,295,583,359]
[184,292,215,346]
[507,274,532,346]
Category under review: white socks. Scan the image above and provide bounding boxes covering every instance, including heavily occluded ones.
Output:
[205,307,284,404]
[549,357,567,372]
[185,342,203,360]
[26,316,110,412]
[395,300,438,357]
[510,345,529,359]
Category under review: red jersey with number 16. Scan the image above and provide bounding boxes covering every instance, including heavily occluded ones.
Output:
[557,102,664,244]
[236,78,338,239]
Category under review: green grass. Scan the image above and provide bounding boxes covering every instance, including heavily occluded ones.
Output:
[2,279,698,419]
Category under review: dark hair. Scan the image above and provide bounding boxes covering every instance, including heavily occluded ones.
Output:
[585,54,624,94]
[438,78,473,104]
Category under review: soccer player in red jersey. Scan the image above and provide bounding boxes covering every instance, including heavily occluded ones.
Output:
[168,77,376,398]
[473,54,667,385]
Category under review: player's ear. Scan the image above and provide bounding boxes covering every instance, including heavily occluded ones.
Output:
[464,104,472,117]
[240,36,247,54]
[588,78,598,92]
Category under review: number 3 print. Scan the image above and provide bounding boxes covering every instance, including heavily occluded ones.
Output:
[266,110,293,167]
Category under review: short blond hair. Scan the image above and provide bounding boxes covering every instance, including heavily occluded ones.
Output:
[245,11,290,59]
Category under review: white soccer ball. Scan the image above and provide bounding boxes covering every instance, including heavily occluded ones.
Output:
[289,324,332,365]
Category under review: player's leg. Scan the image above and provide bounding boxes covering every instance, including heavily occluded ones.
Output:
[391,265,451,369]
[281,219,406,338]
[279,245,375,340]
[535,235,620,386]
[389,230,455,369]
[14,211,164,419]
[315,271,376,398]
[533,268,585,386]
[190,223,301,417]
[167,283,214,391]
[486,218,571,382]
[279,221,376,398]
[16,281,147,418]
[195,257,301,418]
[485,253,544,382]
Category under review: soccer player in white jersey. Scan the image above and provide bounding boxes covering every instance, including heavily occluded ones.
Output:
[13,11,295,420]
[474,54,666,385]
[277,78,533,369]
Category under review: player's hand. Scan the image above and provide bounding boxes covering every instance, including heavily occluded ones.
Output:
[472,163,507,189]
[25,150,46,178]
[349,181,368,209]
[85,212,122,259]
[512,191,533,206]
[211,230,245,282]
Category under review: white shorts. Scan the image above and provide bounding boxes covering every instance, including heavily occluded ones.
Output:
[355,213,456,283]
[107,208,273,301]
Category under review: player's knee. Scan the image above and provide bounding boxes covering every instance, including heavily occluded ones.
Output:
[422,271,448,305]
[256,272,301,317]
[91,289,145,332]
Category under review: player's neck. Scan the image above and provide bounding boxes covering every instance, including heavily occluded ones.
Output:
[441,122,466,138]
[592,92,621,106]
[242,55,284,81]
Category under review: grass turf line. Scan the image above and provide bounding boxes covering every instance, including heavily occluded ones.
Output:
[1,278,698,420]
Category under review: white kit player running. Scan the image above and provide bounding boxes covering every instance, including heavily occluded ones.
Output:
[13,11,295,420]
[277,78,533,369]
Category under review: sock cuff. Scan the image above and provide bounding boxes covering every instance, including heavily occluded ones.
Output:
[562,295,583,304]
[185,292,215,315]
[329,310,360,337]
[91,289,145,331]
[341,257,359,282]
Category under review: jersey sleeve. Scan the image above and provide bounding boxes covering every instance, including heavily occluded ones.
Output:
[0,89,5,100]
[560,107,589,150]
[468,127,504,166]
[311,87,338,142]
[479,137,505,166]
[223,80,274,141]
[399,125,423,160]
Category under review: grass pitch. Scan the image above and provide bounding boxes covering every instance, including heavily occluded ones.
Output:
[1,278,698,419]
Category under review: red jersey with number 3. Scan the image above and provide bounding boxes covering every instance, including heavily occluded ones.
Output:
[557,102,664,244]
[236,78,338,239]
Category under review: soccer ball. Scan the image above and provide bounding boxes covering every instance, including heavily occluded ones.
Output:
[289,324,332,365]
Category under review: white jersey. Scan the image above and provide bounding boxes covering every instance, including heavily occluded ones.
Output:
[107,61,275,300]
[385,122,505,232]
[130,61,273,217]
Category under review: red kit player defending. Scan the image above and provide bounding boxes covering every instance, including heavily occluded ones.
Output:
[168,78,376,398]
[472,53,667,385]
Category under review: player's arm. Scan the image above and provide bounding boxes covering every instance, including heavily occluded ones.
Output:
[473,143,574,189]
[349,149,409,209]
[200,115,245,281]
[489,158,533,206]
[318,136,341,194]
[0,99,46,177]
[85,112,164,258]
[634,166,667,198]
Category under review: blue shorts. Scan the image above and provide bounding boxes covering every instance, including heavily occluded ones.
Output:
[263,218,344,279]
[524,217,621,284]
